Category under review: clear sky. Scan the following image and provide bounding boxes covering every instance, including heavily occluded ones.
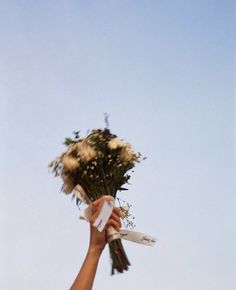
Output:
[0,1,235,290]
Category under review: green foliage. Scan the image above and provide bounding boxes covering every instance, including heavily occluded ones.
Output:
[64,137,75,146]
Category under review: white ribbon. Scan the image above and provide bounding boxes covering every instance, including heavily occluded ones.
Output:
[80,201,156,246]
[119,229,156,246]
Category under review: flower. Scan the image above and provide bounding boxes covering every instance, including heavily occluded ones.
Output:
[119,145,135,162]
[76,141,96,161]
[108,137,128,150]
[62,155,78,171]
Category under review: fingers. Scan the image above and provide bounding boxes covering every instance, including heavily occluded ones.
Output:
[105,219,121,232]
[90,197,122,232]
[90,212,121,230]
[92,196,114,212]
[113,207,121,218]
[89,213,98,225]
[110,212,122,228]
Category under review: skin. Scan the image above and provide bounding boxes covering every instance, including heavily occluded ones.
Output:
[70,196,121,290]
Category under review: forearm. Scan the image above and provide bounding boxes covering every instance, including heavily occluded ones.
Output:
[69,198,121,290]
[70,248,102,290]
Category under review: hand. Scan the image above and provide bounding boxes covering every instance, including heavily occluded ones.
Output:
[88,196,121,254]
[70,196,122,290]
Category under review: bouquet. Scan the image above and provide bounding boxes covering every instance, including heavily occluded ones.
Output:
[49,128,142,274]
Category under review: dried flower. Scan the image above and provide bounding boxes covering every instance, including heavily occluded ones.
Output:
[61,155,78,171]
[108,137,128,150]
[119,145,134,162]
[76,141,96,161]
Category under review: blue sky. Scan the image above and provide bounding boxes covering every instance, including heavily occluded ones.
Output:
[0,1,235,290]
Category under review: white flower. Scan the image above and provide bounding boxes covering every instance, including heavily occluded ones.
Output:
[108,137,128,150]
[119,145,135,162]
[62,155,79,171]
[75,141,96,161]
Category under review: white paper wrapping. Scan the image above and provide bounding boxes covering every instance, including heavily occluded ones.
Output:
[73,184,91,205]
[93,199,114,232]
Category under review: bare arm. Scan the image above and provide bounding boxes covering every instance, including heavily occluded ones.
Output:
[70,197,121,290]
[70,225,104,290]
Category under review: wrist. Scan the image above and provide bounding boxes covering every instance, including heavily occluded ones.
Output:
[87,245,104,257]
